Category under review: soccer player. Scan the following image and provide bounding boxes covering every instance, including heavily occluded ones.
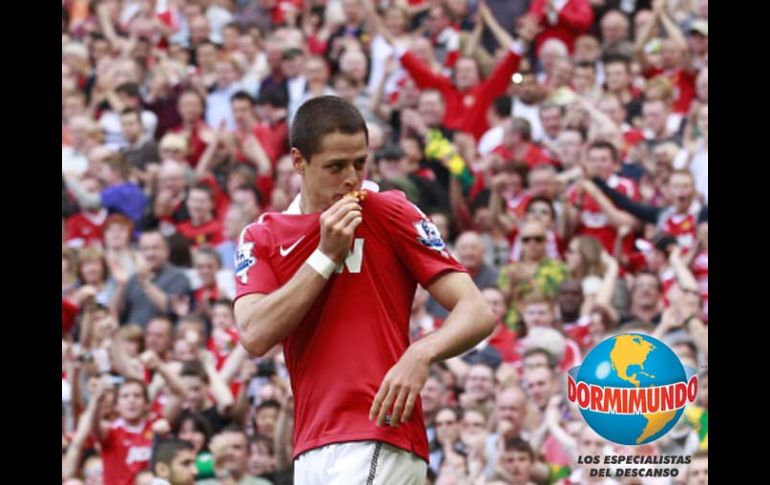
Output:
[233,96,495,483]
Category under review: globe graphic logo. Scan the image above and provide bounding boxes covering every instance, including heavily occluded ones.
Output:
[567,333,698,445]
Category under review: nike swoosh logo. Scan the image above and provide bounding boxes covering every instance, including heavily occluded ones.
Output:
[279,236,305,256]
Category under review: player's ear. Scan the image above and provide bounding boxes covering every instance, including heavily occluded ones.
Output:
[291,147,308,174]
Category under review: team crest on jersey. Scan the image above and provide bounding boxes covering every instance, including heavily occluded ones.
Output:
[414,219,445,251]
[235,242,256,283]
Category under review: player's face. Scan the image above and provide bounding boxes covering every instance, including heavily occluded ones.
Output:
[117,382,147,422]
[295,131,368,212]
[169,449,198,485]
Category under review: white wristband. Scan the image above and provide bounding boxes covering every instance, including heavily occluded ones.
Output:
[307,249,337,279]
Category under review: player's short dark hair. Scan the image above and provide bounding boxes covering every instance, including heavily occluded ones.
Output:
[503,437,535,459]
[256,399,281,413]
[587,139,619,162]
[290,96,368,162]
[152,439,195,472]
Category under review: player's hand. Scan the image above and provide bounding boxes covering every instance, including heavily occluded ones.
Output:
[369,347,430,427]
[318,196,363,263]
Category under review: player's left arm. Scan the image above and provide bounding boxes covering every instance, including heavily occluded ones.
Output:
[370,271,494,426]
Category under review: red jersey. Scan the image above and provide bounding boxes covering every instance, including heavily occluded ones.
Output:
[568,174,638,253]
[400,47,522,139]
[488,323,520,363]
[100,418,155,485]
[644,67,696,114]
[176,219,224,247]
[66,209,107,248]
[660,201,702,254]
[234,189,465,462]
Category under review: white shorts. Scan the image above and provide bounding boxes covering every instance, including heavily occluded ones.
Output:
[293,440,427,485]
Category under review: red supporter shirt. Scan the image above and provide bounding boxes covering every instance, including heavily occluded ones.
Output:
[400,48,523,139]
[492,144,558,169]
[100,418,155,485]
[176,219,224,247]
[529,0,594,54]
[66,210,107,248]
[660,202,701,254]
[644,66,697,114]
[170,121,210,167]
[567,174,638,253]
[234,190,465,462]
[488,323,520,363]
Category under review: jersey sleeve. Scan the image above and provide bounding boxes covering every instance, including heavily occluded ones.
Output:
[380,192,465,287]
[234,223,280,301]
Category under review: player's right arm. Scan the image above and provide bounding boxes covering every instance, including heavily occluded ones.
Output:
[234,197,363,356]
